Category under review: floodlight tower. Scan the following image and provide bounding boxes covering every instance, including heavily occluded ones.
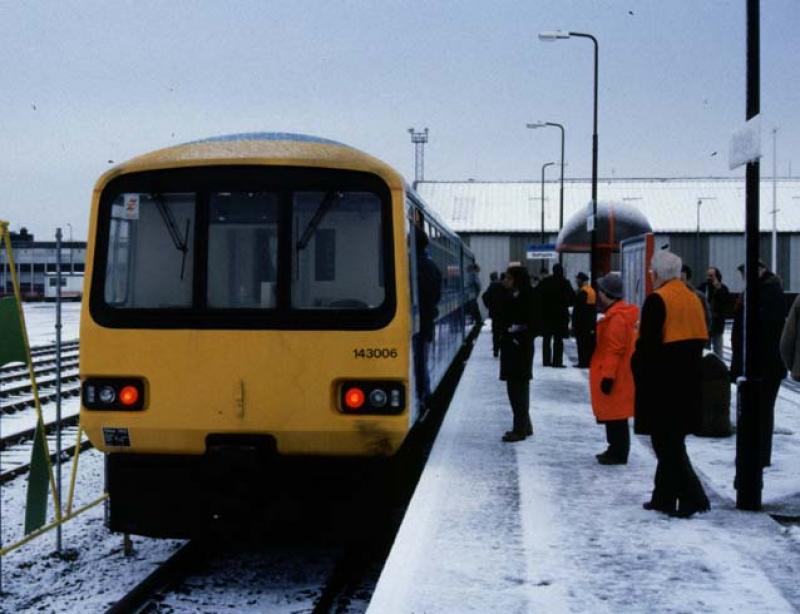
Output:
[408,127,429,189]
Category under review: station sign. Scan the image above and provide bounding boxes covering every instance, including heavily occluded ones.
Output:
[526,243,558,260]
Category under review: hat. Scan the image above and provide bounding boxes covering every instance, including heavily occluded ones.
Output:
[575,272,589,282]
[597,273,623,299]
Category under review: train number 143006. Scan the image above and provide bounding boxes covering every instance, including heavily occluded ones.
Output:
[353,348,398,359]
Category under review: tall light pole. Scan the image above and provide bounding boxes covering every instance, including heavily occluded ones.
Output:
[695,197,716,275]
[539,30,599,284]
[736,0,762,512]
[527,121,566,263]
[541,162,555,259]
[408,127,429,190]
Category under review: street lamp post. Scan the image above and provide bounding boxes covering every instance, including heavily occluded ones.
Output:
[695,197,716,277]
[541,162,555,266]
[539,30,599,285]
[527,121,566,263]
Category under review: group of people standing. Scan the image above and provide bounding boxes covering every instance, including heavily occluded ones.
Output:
[481,249,798,519]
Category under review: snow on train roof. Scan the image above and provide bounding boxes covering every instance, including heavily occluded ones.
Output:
[111,132,406,190]
[186,132,346,147]
[417,178,800,234]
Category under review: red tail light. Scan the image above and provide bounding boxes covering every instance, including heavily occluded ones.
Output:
[119,385,140,407]
[344,387,366,410]
[338,380,405,414]
[82,378,146,410]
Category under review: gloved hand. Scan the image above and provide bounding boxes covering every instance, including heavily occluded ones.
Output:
[600,378,614,395]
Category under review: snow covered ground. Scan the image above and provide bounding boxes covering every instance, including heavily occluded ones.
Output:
[369,327,800,613]
[19,302,81,347]
[3,307,800,612]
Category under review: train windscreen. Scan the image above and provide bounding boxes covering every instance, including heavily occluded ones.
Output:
[91,167,395,329]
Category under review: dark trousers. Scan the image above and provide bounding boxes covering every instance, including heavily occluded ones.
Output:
[506,379,532,435]
[759,377,782,467]
[575,332,595,368]
[491,320,502,356]
[542,334,564,367]
[650,429,709,510]
[604,419,630,461]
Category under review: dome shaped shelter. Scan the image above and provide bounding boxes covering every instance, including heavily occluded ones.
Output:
[556,201,652,277]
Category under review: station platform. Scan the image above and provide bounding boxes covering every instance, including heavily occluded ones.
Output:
[368,326,800,613]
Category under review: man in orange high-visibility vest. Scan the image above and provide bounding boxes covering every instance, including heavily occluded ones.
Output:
[632,250,710,519]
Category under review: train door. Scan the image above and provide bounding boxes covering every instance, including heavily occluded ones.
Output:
[407,202,439,420]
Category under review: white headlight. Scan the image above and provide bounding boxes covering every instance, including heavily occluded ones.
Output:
[99,386,116,404]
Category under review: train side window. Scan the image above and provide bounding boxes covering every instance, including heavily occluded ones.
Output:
[207,192,279,309]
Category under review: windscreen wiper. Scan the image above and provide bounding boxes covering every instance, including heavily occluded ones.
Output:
[296,190,342,251]
[152,193,191,280]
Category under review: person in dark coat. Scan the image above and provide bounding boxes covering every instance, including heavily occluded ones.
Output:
[498,265,538,442]
[632,250,710,518]
[482,272,511,357]
[681,264,711,335]
[697,266,730,357]
[572,272,597,368]
[413,231,442,408]
[537,263,575,367]
[730,261,787,467]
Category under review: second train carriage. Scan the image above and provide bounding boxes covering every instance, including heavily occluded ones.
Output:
[79,133,478,536]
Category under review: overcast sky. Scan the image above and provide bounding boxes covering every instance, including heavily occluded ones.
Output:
[1,0,797,239]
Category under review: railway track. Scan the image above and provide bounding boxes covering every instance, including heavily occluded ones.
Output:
[0,420,92,484]
[1,341,81,414]
[0,339,91,483]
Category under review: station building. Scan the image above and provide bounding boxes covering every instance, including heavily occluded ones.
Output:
[418,177,800,295]
[0,228,87,299]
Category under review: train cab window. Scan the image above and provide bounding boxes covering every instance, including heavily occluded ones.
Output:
[207,192,279,309]
[104,192,195,308]
[291,191,384,310]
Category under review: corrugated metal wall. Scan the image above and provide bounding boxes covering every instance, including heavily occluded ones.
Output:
[709,235,745,293]
[466,235,510,299]
[463,231,799,300]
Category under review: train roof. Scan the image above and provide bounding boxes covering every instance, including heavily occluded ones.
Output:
[95,132,405,191]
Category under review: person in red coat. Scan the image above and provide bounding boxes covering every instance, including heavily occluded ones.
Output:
[590,273,639,465]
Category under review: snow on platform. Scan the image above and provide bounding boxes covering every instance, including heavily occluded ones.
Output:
[368,327,800,613]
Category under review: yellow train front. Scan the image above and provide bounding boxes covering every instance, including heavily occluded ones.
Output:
[79,133,477,537]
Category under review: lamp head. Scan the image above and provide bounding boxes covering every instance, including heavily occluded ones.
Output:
[526,122,547,129]
[538,31,570,41]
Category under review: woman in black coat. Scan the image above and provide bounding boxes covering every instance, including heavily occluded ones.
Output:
[499,265,539,442]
